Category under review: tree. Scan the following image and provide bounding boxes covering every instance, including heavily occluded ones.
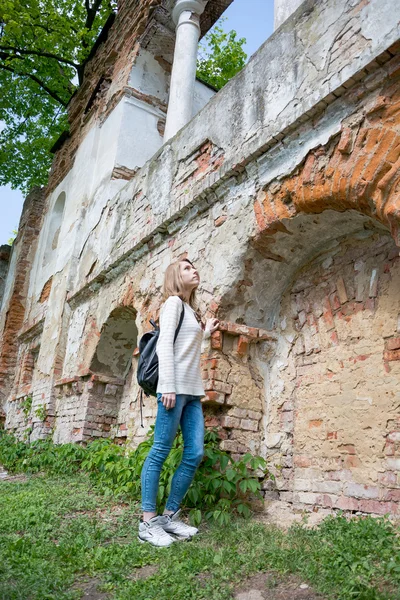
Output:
[7,229,17,245]
[0,0,116,193]
[0,6,246,194]
[196,19,247,91]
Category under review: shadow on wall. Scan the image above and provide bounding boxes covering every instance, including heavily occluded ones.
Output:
[90,306,138,378]
[219,209,389,330]
[42,192,66,267]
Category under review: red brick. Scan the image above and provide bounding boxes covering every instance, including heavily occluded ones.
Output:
[309,419,323,428]
[210,331,223,350]
[214,215,227,227]
[239,419,258,432]
[202,391,225,405]
[294,456,312,467]
[358,500,396,515]
[386,337,400,351]
[221,415,240,429]
[378,471,397,486]
[327,431,338,440]
[384,349,400,361]
[237,335,250,356]
[204,416,220,428]
[383,489,400,502]
[334,496,359,511]
[258,328,276,340]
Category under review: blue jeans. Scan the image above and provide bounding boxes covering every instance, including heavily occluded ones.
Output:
[141,394,204,512]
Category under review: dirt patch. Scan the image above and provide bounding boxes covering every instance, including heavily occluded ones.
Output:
[128,564,159,580]
[63,504,131,522]
[0,473,28,483]
[72,577,110,600]
[73,565,159,598]
[234,572,324,600]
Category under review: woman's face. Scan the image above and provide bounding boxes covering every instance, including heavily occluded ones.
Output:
[179,261,200,291]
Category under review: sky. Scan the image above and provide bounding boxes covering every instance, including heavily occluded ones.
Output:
[0,0,275,245]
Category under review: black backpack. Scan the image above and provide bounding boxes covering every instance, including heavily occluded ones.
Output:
[137,299,185,398]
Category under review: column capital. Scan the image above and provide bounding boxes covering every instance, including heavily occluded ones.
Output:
[172,0,207,25]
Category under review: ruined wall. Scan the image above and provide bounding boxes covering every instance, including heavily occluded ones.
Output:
[0,188,46,407]
[0,245,11,309]
[263,232,400,514]
[2,0,400,516]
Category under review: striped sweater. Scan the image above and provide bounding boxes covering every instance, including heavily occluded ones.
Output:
[156,295,210,396]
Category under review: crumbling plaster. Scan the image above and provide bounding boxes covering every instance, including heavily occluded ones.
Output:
[2,0,400,515]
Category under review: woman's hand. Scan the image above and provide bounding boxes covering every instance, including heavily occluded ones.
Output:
[162,393,176,410]
[205,318,219,334]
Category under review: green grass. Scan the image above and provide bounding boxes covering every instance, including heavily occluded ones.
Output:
[0,473,399,600]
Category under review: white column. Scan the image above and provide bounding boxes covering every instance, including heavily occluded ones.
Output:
[274,0,304,30]
[164,0,207,141]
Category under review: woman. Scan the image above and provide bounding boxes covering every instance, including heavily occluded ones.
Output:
[139,258,219,547]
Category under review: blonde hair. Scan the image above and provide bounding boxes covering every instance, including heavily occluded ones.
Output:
[162,259,202,322]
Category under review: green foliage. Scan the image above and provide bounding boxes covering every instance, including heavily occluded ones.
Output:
[7,228,17,245]
[1,6,245,192]
[20,395,32,418]
[0,473,399,600]
[196,18,247,90]
[0,0,116,192]
[0,427,268,525]
[34,404,47,422]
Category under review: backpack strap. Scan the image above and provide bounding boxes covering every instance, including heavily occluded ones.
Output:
[173,300,185,343]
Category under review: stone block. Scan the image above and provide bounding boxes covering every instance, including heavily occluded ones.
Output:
[344,483,379,499]
[105,384,118,396]
[358,500,397,515]
[220,440,247,453]
[204,416,220,428]
[334,496,359,511]
[378,471,397,486]
[313,480,342,494]
[261,479,276,491]
[240,418,258,432]
[236,335,250,356]
[295,492,319,505]
[386,337,400,351]
[247,410,262,421]
[336,277,348,304]
[228,407,248,419]
[202,391,225,405]
[210,331,223,350]
[383,489,400,502]
[386,458,400,471]
[221,415,240,429]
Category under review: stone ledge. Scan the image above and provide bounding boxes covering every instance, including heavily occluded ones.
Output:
[54,373,125,387]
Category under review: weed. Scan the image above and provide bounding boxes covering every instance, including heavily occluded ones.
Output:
[0,428,269,525]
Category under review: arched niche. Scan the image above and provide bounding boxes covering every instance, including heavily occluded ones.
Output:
[90,306,138,379]
[43,192,66,266]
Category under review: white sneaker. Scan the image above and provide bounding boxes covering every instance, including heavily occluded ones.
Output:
[161,510,199,540]
[138,515,176,547]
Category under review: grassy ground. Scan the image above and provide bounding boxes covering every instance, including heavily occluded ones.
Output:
[0,473,399,600]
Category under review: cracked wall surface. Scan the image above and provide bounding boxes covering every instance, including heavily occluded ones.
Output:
[1,0,400,516]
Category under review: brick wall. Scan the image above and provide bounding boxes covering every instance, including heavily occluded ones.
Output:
[0,245,11,308]
[0,188,46,404]
[265,232,400,514]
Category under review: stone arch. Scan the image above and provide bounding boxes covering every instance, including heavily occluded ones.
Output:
[268,228,400,513]
[212,79,400,514]
[43,192,66,266]
[89,306,138,379]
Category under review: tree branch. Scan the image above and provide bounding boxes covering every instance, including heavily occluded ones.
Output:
[0,45,80,69]
[85,0,104,31]
[0,63,69,106]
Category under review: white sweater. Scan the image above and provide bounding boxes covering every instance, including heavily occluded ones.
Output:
[156,295,210,396]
